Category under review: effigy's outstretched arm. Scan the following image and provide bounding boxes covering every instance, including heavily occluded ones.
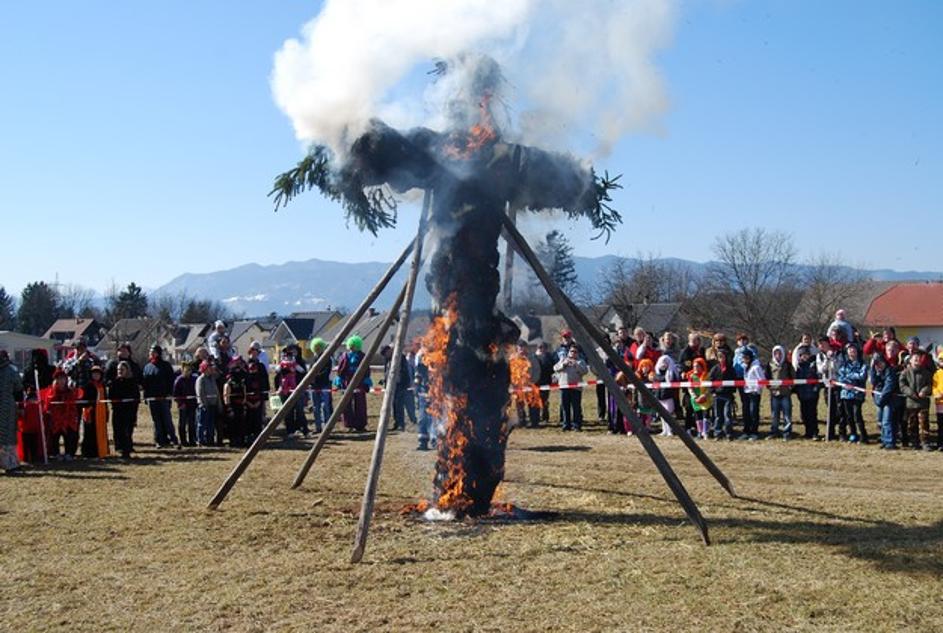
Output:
[510,145,623,241]
[269,121,439,236]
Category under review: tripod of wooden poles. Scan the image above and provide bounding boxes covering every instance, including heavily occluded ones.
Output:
[207,192,735,562]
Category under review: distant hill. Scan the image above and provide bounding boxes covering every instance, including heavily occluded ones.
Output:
[153,255,943,317]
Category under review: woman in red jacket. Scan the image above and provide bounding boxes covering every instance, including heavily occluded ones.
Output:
[43,369,79,460]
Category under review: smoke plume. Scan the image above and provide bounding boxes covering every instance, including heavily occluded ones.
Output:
[272,0,677,158]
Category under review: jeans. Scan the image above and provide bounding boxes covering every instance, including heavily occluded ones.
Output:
[417,393,433,446]
[197,406,216,446]
[840,399,867,440]
[560,389,583,429]
[742,392,761,435]
[149,400,178,446]
[712,396,733,436]
[178,406,196,446]
[877,403,895,447]
[825,387,845,440]
[310,389,333,431]
[769,394,792,436]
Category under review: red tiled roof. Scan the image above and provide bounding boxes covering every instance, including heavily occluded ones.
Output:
[863,283,943,327]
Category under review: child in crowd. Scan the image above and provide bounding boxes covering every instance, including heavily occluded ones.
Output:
[276,350,308,437]
[709,348,737,439]
[837,344,868,442]
[899,348,934,450]
[635,358,656,432]
[16,384,45,464]
[223,357,248,447]
[554,344,587,432]
[766,345,794,440]
[244,359,269,442]
[80,365,109,458]
[794,347,820,440]
[686,357,713,440]
[933,348,943,450]
[308,338,333,434]
[108,361,139,458]
[173,361,197,447]
[43,369,79,460]
[870,354,899,450]
[653,355,679,437]
[740,349,765,440]
[195,361,221,447]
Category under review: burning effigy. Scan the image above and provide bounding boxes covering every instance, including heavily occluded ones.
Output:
[271,55,620,517]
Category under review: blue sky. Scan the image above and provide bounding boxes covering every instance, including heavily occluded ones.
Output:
[0,1,940,296]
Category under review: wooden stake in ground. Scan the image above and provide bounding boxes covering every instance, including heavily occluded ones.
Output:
[550,283,736,498]
[206,240,415,510]
[291,285,408,490]
[350,191,430,564]
[501,214,710,545]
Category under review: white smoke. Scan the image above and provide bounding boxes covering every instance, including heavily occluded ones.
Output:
[272,0,677,158]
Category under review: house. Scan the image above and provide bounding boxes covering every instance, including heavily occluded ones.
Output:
[42,318,106,361]
[0,331,57,369]
[229,320,272,356]
[598,303,688,337]
[510,313,569,346]
[264,312,343,361]
[863,281,943,349]
[318,308,395,365]
[172,323,212,363]
[94,318,176,364]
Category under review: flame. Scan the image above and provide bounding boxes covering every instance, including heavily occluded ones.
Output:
[420,298,476,514]
[509,348,542,415]
[442,93,498,160]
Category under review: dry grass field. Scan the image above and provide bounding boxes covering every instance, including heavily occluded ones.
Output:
[1,393,941,632]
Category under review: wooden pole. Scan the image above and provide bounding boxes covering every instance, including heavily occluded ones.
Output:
[350,192,430,563]
[501,214,710,544]
[33,370,48,465]
[290,285,408,490]
[552,286,736,497]
[206,240,415,509]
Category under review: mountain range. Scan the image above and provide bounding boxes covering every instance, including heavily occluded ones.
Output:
[153,255,943,318]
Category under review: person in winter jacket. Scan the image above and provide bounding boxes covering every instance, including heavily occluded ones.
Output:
[141,344,178,448]
[244,358,269,441]
[16,384,45,464]
[108,361,140,458]
[869,354,899,449]
[828,309,855,347]
[80,365,109,458]
[685,357,713,440]
[704,332,734,368]
[535,341,556,425]
[195,361,222,446]
[898,348,934,450]
[634,358,657,432]
[307,338,333,433]
[932,349,943,450]
[836,344,868,442]
[223,358,249,447]
[739,348,765,440]
[43,369,79,460]
[765,345,794,440]
[0,349,24,473]
[709,348,737,439]
[653,354,680,437]
[863,327,900,366]
[679,333,706,433]
[554,345,588,431]
[335,336,370,432]
[816,336,845,440]
[173,361,198,446]
[414,350,433,450]
[794,348,820,439]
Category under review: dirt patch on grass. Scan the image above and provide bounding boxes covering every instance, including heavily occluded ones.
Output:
[1,407,941,632]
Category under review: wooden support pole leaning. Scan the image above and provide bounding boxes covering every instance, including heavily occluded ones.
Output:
[350,191,430,564]
[501,214,710,545]
[206,240,415,510]
[290,285,408,490]
[553,284,736,497]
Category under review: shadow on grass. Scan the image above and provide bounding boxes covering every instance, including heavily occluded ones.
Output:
[515,445,593,453]
[506,478,673,504]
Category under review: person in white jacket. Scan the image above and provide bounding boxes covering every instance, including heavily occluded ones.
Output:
[739,349,766,440]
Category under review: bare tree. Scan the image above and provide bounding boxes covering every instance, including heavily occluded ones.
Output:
[595,253,699,330]
[686,228,802,352]
[793,252,872,337]
[57,284,98,320]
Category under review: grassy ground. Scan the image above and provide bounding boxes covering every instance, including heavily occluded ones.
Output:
[1,391,941,632]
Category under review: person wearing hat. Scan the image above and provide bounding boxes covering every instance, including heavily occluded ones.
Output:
[308,338,333,433]
[899,347,934,450]
[207,321,228,359]
[247,340,269,373]
[42,368,79,460]
[80,365,110,458]
[335,335,370,432]
[141,344,179,448]
[173,361,198,446]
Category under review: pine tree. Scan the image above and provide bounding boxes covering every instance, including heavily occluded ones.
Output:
[0,286,16,330]
[16,282,60,335]
[535,230,579,295]
[109,282,149,322]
